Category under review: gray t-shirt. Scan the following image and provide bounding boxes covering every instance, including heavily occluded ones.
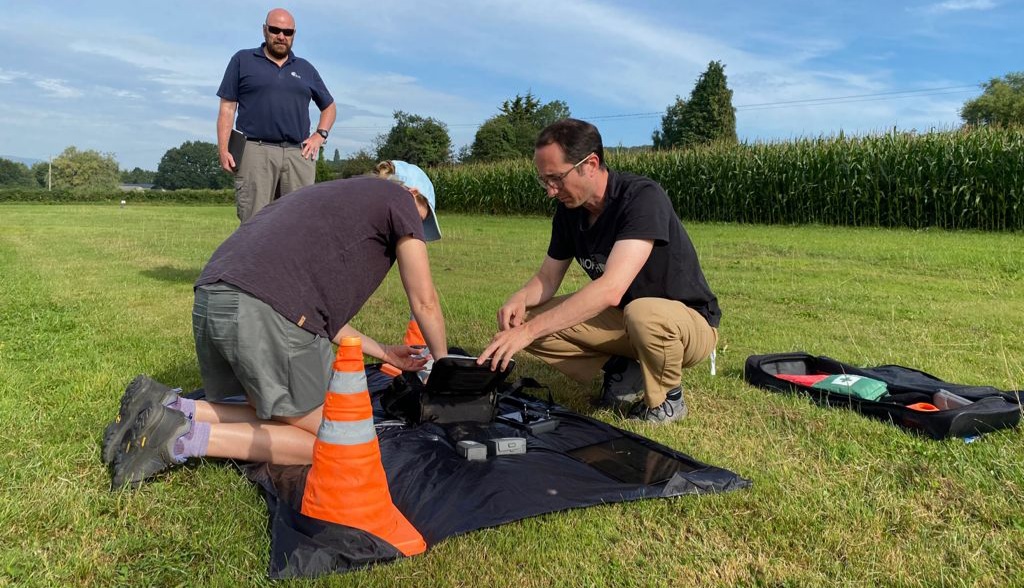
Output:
[196,177,425,338]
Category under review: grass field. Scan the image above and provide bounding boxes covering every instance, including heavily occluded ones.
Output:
[1,204,1022,587]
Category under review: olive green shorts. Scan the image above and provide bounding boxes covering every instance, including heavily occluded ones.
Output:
[192,282,333,419]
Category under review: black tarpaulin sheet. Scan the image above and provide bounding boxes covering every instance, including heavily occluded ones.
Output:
[238,367,751,579]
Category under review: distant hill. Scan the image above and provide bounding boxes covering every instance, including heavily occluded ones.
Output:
[0,155,44,167]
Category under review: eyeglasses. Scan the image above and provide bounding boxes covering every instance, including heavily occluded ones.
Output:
[534,153,593,190]
[265,24,295,37]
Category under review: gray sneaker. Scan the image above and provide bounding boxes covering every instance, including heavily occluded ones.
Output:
[626,387,687,425]
[600,356,644,408]
[111,404,190,490]
[102,375,179,466]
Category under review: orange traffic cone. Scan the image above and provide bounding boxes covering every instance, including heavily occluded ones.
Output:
[301,336,426,556]
[380,317,427,377]
[402,318,426,347]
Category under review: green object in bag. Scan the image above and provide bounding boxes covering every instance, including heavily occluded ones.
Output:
[811,374,888,401]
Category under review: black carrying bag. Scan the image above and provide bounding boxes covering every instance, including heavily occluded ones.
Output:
[381,356,515,425]
[744,352,1023,439]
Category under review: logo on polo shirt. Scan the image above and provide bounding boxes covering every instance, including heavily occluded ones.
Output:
[290,71,302,79]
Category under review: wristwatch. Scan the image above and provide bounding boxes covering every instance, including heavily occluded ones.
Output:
[315,128,329,140]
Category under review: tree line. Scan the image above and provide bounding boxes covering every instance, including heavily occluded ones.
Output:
[2,64,1021,192]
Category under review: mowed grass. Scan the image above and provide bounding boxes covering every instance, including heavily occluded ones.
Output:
[0,204,1022,587]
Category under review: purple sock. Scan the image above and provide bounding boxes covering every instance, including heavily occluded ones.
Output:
[172,421,211,463]
[167,396,196,420]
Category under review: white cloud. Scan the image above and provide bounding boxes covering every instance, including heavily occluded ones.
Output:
[161,87,215,109]
[35,79,83,98]
[0,68,27,83]
[926,0,997,13]
[69,39,223,91]
[155,116,217,139]
[96,86,143,100]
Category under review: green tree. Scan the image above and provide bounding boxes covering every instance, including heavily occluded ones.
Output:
[960,72,1024,127]
[653,61,737,150]
[469,118,523,162]
[332,148,341,163]
[337,149,377,178]
[375,111,452,168]
[51,146,120,192]
[120,167,156,184]
[315,146,333,183]
[532,99,572,130]
[30,161,49,188]
[154,141,231,190]
[651,96,688,150]
[468,92,571,162]
[0,158,35,187]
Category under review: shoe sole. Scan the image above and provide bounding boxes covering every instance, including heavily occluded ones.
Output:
[101,375,177,466]
[597,391,644,411]
[626,400,688,425]
[110,406,189,490]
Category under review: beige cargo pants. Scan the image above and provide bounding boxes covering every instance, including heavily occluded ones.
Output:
[234,141,315,222]
[524,295,718,407]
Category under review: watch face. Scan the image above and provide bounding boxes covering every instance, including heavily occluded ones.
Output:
[317,130,328,139]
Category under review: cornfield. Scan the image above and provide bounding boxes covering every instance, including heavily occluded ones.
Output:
[430,126,1024,231]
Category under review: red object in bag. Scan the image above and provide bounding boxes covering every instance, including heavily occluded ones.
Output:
[775,373,829,387]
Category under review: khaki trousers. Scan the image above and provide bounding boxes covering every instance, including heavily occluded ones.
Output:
[234,142,315,222]
[525,296,718,406]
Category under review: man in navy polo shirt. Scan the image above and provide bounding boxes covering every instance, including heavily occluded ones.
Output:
[216,8,337,222]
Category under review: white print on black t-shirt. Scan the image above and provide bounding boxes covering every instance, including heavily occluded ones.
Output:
[577,254,607,278]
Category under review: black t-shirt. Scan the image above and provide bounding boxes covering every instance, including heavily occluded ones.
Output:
[547,170,721,328]
[196,177,425,338]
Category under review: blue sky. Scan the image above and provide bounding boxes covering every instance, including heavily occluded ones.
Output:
[2,0,1020,170]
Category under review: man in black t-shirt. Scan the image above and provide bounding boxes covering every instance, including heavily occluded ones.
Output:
[480,119,720,425]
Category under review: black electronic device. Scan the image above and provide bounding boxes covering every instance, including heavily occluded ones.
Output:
[568,437,698,485]
[418,355,515,424]
[424,355,514,396]
[496,407,559,435]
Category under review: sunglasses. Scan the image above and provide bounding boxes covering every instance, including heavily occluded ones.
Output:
[265,24,295,37]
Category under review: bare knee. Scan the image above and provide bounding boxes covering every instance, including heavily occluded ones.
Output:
[274,405,323,435]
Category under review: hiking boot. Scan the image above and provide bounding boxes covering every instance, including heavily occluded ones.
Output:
[111,404,190,490]
[102,375,179,466]
[626,387,687,425]
[600,356,644,408]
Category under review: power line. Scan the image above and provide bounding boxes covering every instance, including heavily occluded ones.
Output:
[331,83,983,131]
[734,84,978,109]
[737,89,977,112]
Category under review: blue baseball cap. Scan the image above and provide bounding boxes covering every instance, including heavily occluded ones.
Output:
[390,161,441,242]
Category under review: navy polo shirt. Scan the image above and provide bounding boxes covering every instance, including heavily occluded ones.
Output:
[217,44,334,144]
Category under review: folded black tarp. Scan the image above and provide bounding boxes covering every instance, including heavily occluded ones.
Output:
[744,352,1022,439]
[238,367,751,579]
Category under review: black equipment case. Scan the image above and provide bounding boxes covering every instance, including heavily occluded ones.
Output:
[382,356,515,425]
[744,352,1022,439]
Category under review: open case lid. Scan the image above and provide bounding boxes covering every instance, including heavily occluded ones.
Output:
[425,355,515,396]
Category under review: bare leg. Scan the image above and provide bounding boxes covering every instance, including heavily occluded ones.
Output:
[193,399,261,424]
[205,422,316,464]
[200,403,325,465]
